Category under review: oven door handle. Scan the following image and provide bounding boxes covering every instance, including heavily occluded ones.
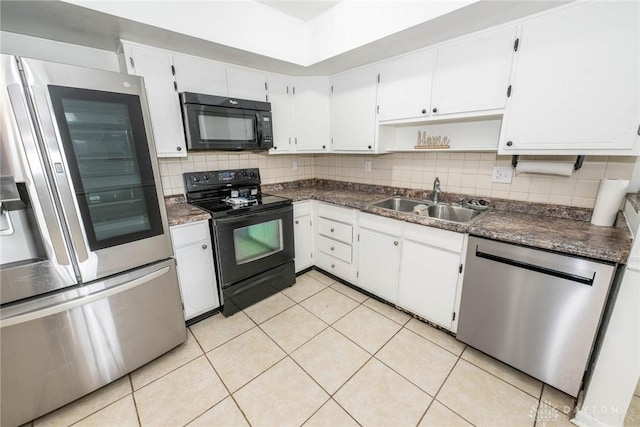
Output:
[214,205,292,225]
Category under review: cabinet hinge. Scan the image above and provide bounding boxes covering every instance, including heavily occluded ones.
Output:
[357,271,359,278]
[265,82,268,91]
[129,56,135,68]
[637,123,640,135]
[331,85,334,93]
[357,234,360,242]
[376,105,379,114]
[514,38,520,52]
[377,73,380,83]
[266,94,269,102]
[173,81,178,91]
[286,86,289,94]
[507,85,512,97]
[452,312,456,321]
[171,65,175,75]
[311,253,313,258]
[293,86,296,95]
[309,220,312,226]
[459,263,463,273]
[331,137,334,145]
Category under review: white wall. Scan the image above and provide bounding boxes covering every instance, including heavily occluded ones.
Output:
[0,31,119,71]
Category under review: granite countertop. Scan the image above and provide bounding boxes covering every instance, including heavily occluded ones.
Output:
[165,195,210,226]
[164,180,633,264]
[628,192,640,213]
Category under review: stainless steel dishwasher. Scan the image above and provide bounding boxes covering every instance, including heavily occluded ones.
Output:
[457,236,617,397]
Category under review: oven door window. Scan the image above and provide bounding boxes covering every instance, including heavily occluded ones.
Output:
[233,219,283,264]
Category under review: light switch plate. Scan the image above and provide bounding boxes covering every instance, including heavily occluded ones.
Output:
[492,166,513,183]
[364,160,372,173]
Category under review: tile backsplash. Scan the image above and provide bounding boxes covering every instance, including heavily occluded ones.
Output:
[158,151,636,209]
[158,152,314,196]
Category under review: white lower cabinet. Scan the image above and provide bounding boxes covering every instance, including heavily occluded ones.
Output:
[397,223,465,331]
[356,213,466,332]
[293,201,313,273]
[357,213,402,302]
[170,220,220,321]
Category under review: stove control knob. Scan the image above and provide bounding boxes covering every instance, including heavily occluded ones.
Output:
[240,170,248,178]
[203,174,210,181]
[249,171,257,179]
[193,176,199,182]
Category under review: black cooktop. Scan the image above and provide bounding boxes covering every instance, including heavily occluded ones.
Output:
[184,168,292,218]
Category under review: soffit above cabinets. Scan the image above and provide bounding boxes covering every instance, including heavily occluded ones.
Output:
[0,0,570,76]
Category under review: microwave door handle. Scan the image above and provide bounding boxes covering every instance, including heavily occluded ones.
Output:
[255,112,261,145]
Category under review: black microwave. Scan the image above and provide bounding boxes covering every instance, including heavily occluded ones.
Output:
[180,92,273,151]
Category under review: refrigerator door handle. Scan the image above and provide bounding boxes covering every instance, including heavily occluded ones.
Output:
[30,86,89,263]
[6,84,71,266]
[0,266,170,328]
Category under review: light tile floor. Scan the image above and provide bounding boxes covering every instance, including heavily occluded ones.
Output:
[29,271,596,427]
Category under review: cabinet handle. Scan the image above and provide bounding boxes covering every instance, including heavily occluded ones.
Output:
[330,228,335,232]
[331,264,335,269]
[177,146,182,151]
[506,141,513,147]
[295,220,299,224]
[394,241,399,246]
[273,146,277,150]
[322,145,326,149]
[202,244,208,249]
[432,108,438,113]
[422,109,427,114]
[331,247,335,251]
[368,145,372,149]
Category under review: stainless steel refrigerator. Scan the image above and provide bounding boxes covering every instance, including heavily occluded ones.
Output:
[0,55,186,427]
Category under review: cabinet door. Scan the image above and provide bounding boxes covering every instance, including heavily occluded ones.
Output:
[292,77,331,151]
[397,239,461,329]
[431,26,516,116]
[226,66,267,102]
[174,238,220,320]
[294,205,313,272]
[268,74,293,152]
[331,66,378,151]
[377,49,434,122]
[358,227,400,302]
[500,1,639,154]
[125,45,186,157]
[173,54,228,96]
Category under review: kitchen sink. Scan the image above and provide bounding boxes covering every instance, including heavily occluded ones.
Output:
[370,197,488,224]
[370,197,424,212]
[422,204,484,223]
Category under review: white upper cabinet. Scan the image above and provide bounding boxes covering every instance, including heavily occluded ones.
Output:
[122,43,186,157]
[330,66,378,152]
[267,74,293,152]
[292,77,331,152]
[431,26,516,116]
[499,1,640,155]
[226,66,268,102]
[377,49,434,122]
[172,54,228,96]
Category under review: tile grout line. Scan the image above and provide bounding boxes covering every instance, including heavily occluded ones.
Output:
[198,344,254,427]
[127,375,143,427]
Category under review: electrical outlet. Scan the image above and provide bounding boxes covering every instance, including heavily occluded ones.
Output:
[492,166,513,183]
[292,160,298,171]
[364,160,372,173]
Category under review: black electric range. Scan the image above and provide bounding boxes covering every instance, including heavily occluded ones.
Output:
[184,168,295,316]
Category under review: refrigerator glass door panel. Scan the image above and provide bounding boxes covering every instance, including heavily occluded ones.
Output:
[19,56,173,282]
[0,258,187,427]
[47,86,163,251]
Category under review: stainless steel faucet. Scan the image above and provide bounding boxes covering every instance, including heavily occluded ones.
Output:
[432,177,441,203]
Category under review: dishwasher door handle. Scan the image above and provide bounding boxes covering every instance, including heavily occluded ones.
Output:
[475,247,595,285]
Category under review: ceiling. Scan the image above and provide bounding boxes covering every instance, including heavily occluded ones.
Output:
[0,1,570,76]
[256,1,342,21]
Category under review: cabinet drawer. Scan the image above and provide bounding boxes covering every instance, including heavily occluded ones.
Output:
[403,222,464,253]
[316,203,356,223]
[170,220,210,248]
[317,235,352,263]
[316,251,352,280]
[317,217,352,244]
